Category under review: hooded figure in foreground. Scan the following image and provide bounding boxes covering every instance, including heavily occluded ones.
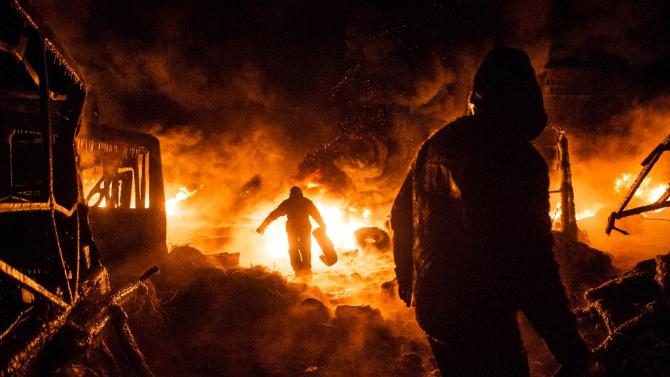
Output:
[257,186,326,277]
[391,48,590,376]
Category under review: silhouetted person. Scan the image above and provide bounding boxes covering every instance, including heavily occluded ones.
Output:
[257,186,326,277]
[391,48,591,377]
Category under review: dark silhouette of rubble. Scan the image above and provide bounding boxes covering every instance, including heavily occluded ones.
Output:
[552,233,619,307]
[125,246,433,377]
[577,253,670,376]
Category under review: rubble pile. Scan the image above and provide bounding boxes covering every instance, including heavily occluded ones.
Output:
[125,247,434,377]
[123,237,651,377]
[552,233,619,306]
[102,239,670,377]
[578,253,670,376]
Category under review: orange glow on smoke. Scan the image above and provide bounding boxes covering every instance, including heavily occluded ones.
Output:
[550,202,601,228]
[166,186,197,217]
[552,172,668,230]
[613,172,667,211]
[576,208,597,221]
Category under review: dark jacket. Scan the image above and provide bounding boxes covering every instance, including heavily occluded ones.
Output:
[391,114,554,333]
[261,196,325,232]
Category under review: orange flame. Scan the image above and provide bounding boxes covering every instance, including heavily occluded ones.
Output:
[166,187,197,217]
[613,172,667,210]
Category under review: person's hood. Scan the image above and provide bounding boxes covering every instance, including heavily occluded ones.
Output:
[289,186,303,198]
[468,47,547,141]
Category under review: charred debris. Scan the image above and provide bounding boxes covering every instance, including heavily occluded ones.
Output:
[0,1,159,375]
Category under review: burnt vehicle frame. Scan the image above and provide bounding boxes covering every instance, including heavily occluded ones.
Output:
[0,1,155,375]
[78,125,167,283]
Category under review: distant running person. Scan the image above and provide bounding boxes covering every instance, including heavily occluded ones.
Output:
[257,186,326,278]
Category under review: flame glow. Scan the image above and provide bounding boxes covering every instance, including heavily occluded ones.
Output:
[576,209,597,221]
[614,172,668,210]
[166,187,197,217]
[613,173,635,194]
[250,195,376,273]
[550,202,600,227]
[647,185,668,204]
[550,173,668,230]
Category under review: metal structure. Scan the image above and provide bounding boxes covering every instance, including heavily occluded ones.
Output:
[78,126,167,284]
[0,1,156,375]
[606,133,670,235]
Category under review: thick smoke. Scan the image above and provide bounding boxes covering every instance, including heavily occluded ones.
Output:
[24,1,670,376]
[29,0,556,247]
[31,0,670,301]
[30,0,670,238]
[548,0,670,94]
[538,1,670,266]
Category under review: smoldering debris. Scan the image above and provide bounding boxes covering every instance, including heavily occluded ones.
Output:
[124,234,635,377]
[142,233,663,377]
[552,233,620,307]
[123,247,435,377]
[47,230,670,377]
[576,253,670,376]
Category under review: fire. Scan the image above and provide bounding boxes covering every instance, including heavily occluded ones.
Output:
[613,172,667,209]
[165,187,197,217]
[613,173,635,193]
[550,172,668,230]
[576,208,597,221]
[244,193,398,296]
[647,185,668,204]
[550,202,600,226]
